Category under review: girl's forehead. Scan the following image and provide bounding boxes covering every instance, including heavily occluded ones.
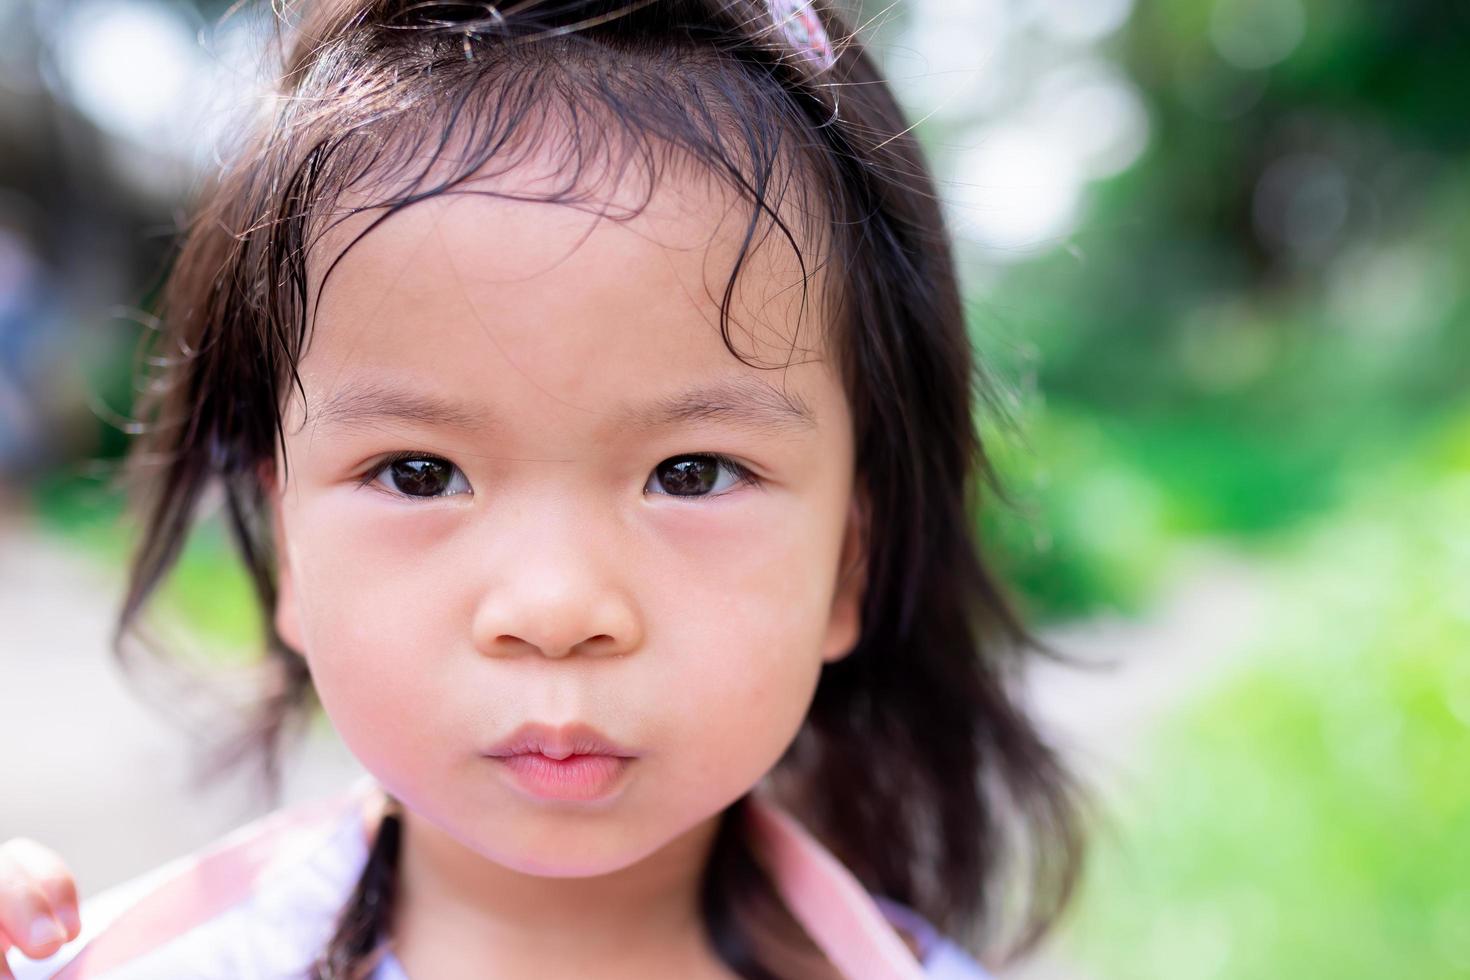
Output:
[309,155,825,339]
[287,165,842,439]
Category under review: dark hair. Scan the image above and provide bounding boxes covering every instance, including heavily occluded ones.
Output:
[114,1,1086,976]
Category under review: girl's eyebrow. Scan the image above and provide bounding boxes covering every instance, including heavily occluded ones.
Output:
[313,380,491,432]
[630,378,817,434]
[311,377,817,436]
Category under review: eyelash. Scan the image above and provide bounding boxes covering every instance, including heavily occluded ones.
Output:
[358,450,760,501]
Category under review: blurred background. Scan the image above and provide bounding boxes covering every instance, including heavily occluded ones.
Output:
[1,0,1467,977]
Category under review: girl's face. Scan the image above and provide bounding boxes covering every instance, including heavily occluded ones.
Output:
[269,165,866,876]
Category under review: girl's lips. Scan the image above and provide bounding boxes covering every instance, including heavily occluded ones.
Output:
[484,721,638,761]
[491,753,632,803]
[484,722,639,803]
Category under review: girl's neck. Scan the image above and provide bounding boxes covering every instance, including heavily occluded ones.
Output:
[367,795,735,979]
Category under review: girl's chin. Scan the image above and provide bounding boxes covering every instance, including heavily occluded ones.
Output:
[392,783,733,879]
[454,811,724,880]
[464,833,677,879]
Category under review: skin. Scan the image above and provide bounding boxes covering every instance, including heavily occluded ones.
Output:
[0,839,80,976]
[267,160,869,977]
[0,160,868,978]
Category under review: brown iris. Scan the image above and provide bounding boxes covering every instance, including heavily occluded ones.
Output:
[388,458,455,497]
[654,456,720,496]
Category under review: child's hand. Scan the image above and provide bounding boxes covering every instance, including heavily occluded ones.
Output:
[0,839,81,973]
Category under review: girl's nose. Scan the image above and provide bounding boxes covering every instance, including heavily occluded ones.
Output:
[468,524,643,661]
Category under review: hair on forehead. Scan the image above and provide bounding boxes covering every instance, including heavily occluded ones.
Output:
[275,26,840,424]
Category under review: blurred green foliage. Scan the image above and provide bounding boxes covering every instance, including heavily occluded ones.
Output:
[965,8,1470,969]
[1065,408,1470,978]
[979,0,1470,622]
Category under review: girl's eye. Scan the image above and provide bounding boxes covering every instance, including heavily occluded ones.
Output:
[365,453,472,500]
[644,454,755,498]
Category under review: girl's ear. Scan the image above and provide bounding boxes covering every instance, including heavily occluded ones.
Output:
[259,461,305,653]
[821,487,870,664]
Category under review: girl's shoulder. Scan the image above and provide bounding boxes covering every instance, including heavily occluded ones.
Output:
[3,784,375,980]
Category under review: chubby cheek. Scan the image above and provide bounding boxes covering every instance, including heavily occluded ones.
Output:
[283,503,466,781]
[643,502,840,802]
[662,630,823,798]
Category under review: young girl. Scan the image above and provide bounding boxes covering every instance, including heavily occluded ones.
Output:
[0,0,1084,976]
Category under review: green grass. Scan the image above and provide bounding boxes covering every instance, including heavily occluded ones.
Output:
[1063,410,1470,978]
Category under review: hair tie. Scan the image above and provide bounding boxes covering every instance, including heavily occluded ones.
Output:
[768,0,837,72]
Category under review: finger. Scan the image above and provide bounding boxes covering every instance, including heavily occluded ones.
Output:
[0,949,16,980]
[0,850,69,961]
[3,842,80,940]
[0,890,65,961]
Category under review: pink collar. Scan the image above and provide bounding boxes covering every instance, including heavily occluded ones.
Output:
[745,795,926,980]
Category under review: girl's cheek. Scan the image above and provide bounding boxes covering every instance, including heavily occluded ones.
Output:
[297,486,464,567]
[287,500,465,658]
[657,620,823,787]
[647,511,835,701]
[640,491,844,705]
